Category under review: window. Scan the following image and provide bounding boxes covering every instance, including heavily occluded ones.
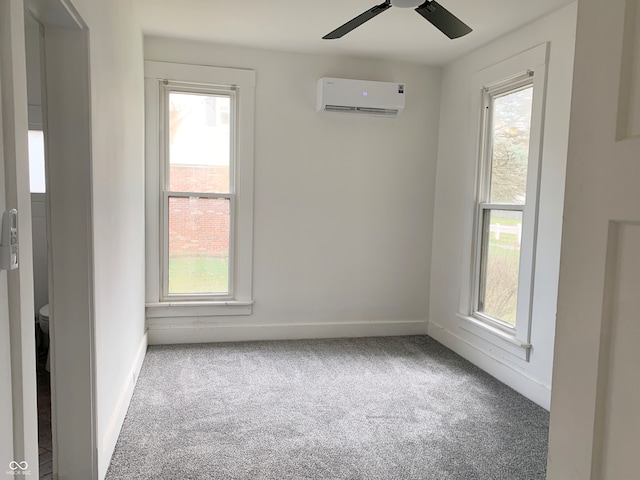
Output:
[145,62,255,315]
[163,89,234,297]
[28,130,46,193]
[475,77,533,329]
[471,66,544,342]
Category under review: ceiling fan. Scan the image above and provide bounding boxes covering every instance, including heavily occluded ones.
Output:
[323,0,472,40]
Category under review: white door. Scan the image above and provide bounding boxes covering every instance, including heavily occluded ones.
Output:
[0,0,39,476]
[547,0,640,478]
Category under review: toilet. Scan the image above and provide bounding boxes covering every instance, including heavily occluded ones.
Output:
[38,304,51,371]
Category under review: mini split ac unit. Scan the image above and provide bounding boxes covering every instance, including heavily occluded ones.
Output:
[316,77,405,117]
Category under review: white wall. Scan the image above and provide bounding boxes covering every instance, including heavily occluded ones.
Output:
[38,0,147,477]
[88,9,147,480]
[74,1,147,476]
[144,37,441,343]
[428,3,578,409]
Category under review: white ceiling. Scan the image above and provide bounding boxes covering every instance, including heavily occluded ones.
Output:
[133,0,575,65]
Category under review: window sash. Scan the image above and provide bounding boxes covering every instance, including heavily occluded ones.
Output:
[161,192,235,300]
[160,83,237,194]
[479,74,533,206]
[474,204,525,331]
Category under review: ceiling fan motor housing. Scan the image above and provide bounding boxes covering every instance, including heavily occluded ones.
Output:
[391,0,425,8]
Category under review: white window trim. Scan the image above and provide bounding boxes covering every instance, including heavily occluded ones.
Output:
[459,43,549,360]
[144,61,256,317]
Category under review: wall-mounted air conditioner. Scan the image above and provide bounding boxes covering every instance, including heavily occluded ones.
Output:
[316,77,405,117]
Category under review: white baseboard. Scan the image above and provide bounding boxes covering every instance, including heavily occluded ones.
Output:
[98,333,148,479]
[147,320,428,345]
[428,321,551,410]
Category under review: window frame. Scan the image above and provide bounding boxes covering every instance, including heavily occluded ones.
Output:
[462,44,549,357]
[144,61,255,316]
[473,74,534,333]
[160,84,237,301]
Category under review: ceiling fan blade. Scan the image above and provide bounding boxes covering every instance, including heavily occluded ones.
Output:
[415,1,472,39]
[323,1,392,39]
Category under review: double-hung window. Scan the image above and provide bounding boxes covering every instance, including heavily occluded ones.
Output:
[162,86,235,297]
[475,75,533,328]
[145,62,255,315]
[468,44,548,351]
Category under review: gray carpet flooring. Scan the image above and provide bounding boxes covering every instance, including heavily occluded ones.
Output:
[105,336,549,480]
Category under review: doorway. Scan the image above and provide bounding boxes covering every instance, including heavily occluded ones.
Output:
[3,0,97,477]
[24,12,52,478]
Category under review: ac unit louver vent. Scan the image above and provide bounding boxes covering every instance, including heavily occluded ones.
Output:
[323,105,399,116]
[324,105,357,113]
[356,107,399,116]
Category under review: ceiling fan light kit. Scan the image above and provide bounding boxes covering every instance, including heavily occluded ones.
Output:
[323,0,472,40]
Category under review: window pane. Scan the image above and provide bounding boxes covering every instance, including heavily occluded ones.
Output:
[489,86,533,204]
[168,197,230,295]
[28,130,46,193]
[478,209,523,327]
[169,92,231,193]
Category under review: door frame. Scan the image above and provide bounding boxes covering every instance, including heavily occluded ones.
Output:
[0,0,39,474]
[3,0,97,478]
[547,0,640,478]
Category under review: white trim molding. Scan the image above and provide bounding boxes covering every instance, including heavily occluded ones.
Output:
[146,301,253,318]
[147,319,428,345]
[144,61,256,318]
[428,320,551,409]
[457,313,531,361]
[461,42,549,358]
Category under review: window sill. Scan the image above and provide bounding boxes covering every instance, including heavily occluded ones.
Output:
[456,313,531,361]
[146,300,253,318]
